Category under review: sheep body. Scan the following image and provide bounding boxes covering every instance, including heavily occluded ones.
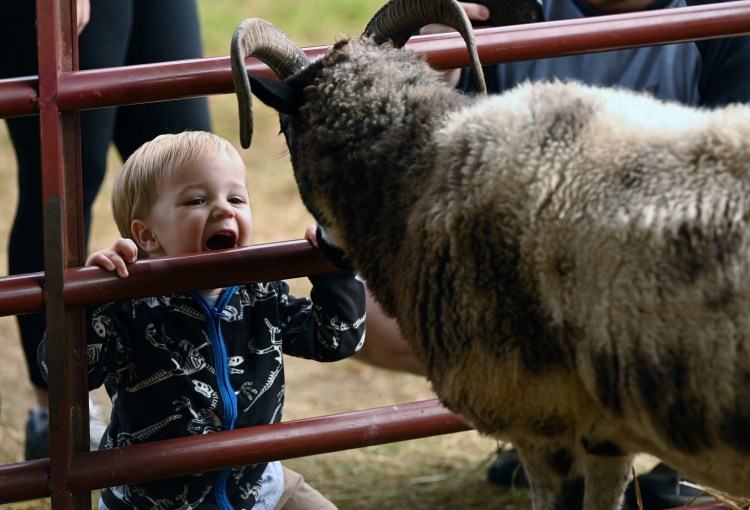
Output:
[423,83,750,492]
[253,36,750,509]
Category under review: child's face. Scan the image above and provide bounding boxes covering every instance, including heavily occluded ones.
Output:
[133,151,252,258]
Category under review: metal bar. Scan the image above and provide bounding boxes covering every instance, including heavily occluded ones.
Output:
[0,272,45,318]
[36,2,74,509]
[0,399,469,502]
[35,1,90,509]
[64,240,337,306]
[0,240,337,317]
[674,505,728,510]
[414,0,750,69]
[0,459,49,503]
[1,0,749,119]
[0,76,38,118]
[0,400,732,510]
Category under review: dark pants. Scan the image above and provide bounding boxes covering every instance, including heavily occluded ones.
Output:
[0,0,212,389]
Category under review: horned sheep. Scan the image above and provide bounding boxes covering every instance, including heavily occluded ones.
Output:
[230,1,750,508]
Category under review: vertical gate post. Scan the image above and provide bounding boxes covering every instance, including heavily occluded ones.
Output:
[35,0,90,508]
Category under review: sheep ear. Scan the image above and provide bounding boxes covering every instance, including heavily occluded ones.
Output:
[248,74,303,115]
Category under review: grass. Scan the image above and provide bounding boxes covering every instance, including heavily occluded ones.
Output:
[0,1,523,509]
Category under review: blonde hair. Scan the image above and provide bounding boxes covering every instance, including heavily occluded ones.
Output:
[112,131,244,252]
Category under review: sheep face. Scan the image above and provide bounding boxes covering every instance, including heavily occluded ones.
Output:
[249,37,475,266]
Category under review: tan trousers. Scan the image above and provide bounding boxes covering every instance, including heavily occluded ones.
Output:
[275,466,338,510]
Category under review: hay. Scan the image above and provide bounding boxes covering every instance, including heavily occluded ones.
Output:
[681,481,750,510]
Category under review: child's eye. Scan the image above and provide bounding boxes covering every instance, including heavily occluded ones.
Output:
[229,196,247,205]
[184,198,205,206]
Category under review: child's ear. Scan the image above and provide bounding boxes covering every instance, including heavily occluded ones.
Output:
[131,219,161,255]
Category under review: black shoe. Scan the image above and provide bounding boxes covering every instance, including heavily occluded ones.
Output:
[623,463,711,509]
[488,448,529,487]
[24,411,49,460]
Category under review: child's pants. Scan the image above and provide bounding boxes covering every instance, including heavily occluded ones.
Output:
[275,466,338,509]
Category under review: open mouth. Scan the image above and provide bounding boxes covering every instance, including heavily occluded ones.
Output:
[205,232,237,250]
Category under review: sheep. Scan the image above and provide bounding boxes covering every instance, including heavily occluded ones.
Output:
[229,0,750,508]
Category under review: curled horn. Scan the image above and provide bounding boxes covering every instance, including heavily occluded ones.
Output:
[363,0,487,94]
[231,18,310,149]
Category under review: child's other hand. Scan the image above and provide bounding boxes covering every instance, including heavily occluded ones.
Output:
[304,224,352,270]
[304,224,319,248]
[86,238,138,278]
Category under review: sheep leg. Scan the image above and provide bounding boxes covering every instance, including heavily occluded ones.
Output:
[514,438,632,510]
[513,440,586,510]
[582,452,633,510]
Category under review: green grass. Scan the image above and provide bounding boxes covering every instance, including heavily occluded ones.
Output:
[198,0,386,52]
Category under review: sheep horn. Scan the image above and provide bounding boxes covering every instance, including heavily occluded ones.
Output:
[363,0,487,94]
[231,18,310,149]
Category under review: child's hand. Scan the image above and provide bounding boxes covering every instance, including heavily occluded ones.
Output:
[86,238,138,278]
[304,224,319,248]
[304,224,353,270]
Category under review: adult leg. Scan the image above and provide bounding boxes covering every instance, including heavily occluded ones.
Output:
[2,3,52,425]
[78,0,133,243]
[113,0,211,158]
[7,118,47,391]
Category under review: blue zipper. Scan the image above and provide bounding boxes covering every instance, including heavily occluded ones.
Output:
[191,286,240,510]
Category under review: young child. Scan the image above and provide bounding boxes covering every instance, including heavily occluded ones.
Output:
[40,131,366,509]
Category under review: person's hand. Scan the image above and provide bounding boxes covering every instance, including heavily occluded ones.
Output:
[419,2,489,87]
[304,223,354,269]
[77,0,91,35]
[304,224,319,248]
[419,2,490,36]
[86,238,138,278]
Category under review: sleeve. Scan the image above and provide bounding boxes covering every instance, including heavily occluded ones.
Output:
[689,0,750,106]
[36,301,131,389]
[695,35,750,107]
[278,271,366,362]
[85,301,133,389]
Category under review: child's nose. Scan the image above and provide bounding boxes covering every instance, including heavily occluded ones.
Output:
[213,201,235,218]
